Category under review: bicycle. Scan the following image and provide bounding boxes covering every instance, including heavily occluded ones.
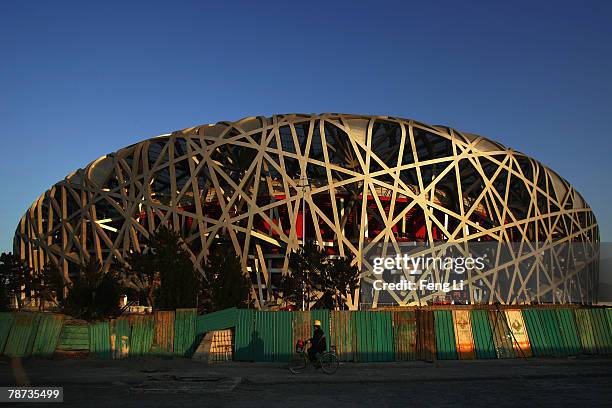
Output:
[288,339,339,375]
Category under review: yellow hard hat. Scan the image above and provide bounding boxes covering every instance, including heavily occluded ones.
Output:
[313,320,321,326]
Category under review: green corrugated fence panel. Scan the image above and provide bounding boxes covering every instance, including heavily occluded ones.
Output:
[523,309,570,357]
[254,311,275,362]
[252,310,328,362]
[274,311,293,362]
[470,310,496,359]
[434,310,457,360]
[310,310,330,352]
[589,308,612,355]
[234,309,255,361]
[4,312,41,357]
[607,309,612,341]
[196,308,238,334]
[31,314,64,358]
[57,324,89,351]
[392,311,417,361]
[174,308,197,357]
[0,312,16,355]
[354,311,368,362]
[25,314,41,357]
[523,309,554,357]
[517,309,579,358]
[533,310,553,356]
[110,318,130,358]
[380,311,395,362]
[130,315,154,357]
[544,309,567,357]
[89,321,112,359]
[541,309,558,355]
[253,311,269,361]
[355,311,394,362]
[523,309,547,357]
[575,309,597,354]
[331,311,356,361]
[556,309,581,356]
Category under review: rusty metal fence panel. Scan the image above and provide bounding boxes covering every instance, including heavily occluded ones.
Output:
[489,310,516,359]
[152,311,174,356]
[310,310,330,351]
[332,311,357,361]
[452,310,475,360]
[416,309,436,361]
[392,311,416,361]
[504,310,532,358]
[292,311,311,350]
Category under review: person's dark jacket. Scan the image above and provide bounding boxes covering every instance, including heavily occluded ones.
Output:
[309,327,327,352]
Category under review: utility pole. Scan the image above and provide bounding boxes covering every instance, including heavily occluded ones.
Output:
[299,175,310,311]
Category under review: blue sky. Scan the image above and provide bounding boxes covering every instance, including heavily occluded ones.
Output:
[0,0,611,253]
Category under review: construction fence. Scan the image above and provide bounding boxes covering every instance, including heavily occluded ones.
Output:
[0,306,611,362]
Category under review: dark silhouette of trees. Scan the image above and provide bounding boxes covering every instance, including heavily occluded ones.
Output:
[150,227,199,310]
[120,250,157,308]
[281,243,360,310]
[201,243,251,312]
[281,242,326,310]
[0,284,8,311]
[0,252,29,310]
[116,227,200,310]
[30,263,65,310]
[61,258,122,320]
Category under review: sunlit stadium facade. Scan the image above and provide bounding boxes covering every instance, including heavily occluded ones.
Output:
[14,114,599,308]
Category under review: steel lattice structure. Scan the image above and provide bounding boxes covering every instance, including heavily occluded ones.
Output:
[14,114,599,308]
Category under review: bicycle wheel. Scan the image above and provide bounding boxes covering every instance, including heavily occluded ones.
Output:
[319,353,339,374]
[288,353,307,374]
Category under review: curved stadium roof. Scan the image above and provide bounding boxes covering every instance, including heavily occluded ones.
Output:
[15,114,599,307]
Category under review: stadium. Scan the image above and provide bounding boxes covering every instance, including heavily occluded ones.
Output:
[14,113,599,308]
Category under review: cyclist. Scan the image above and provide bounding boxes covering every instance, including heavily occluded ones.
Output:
[307,319,327,363]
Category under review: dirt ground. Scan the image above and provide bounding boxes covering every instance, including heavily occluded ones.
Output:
[1,357,611,407]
